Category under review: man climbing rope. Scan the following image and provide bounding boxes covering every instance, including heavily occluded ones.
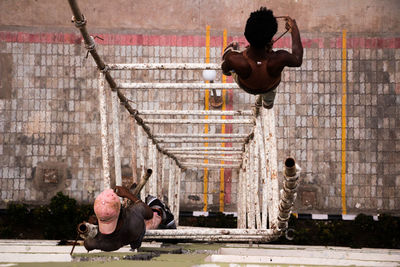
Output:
[221,7,303,109]
[83,186,175,252]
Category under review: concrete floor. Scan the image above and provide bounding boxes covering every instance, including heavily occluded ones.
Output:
[0,239,400,266]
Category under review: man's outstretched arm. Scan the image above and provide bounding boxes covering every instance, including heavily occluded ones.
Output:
[287,17,303,67]
[268,17,303,76]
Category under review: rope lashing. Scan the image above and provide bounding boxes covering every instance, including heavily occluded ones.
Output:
[85,36,96,51]
[71,15,87,28]
[100,65,110,74]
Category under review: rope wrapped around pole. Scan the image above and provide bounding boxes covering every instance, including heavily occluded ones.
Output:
[67,0,185,170]
[277,158,301,232]
[68,0,116,89]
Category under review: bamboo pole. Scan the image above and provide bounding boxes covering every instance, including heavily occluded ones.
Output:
[237,167,244,228]
[241,162,247,229]
[155,138,246,143]
[173,164,179,222]
[118,82,239,90]
[148,139,156,196]
[68,0,116,89]
[144,227,281,242]
[255,114,268,229]
[181,163,240,169]
[262,108,279,229]
[236,168,242,228]
[246,143,252,229]
[98,72,111,189]
[164,147,243,152]
[130,118,138,185]
[108,63,221,70]
[250,140,257,229]
[111,91,122,186]
[157,152,162,199]
[253,139,261,230]
[177,155,241,161]
[145,228,277,236]
[137,125,146,200]
[161,155,168,199]
[132,169,153,196]
[139,110,253,116]
[143,118,253,125]
[168,159,175,215]
[277,158,301,231]
[169,151,243,155]
[176,168,184,226]
[154,133,250,138]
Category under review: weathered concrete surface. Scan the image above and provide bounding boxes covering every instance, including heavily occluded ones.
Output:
[1,239,400,266]
[207,246,400,266]
[0,0,399,215]
[0,0,399,34]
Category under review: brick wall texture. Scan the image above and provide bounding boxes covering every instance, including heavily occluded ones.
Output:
[0,30,399,215]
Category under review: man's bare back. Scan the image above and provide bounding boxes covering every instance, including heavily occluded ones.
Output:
[221,8,303,108]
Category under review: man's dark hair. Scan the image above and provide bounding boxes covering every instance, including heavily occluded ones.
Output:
[244,7,278,49]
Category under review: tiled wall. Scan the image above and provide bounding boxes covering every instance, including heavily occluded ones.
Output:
[0,31,399,215]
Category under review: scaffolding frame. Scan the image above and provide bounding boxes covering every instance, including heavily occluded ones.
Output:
[68,0,300,243]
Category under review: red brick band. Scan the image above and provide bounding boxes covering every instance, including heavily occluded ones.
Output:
[1,31,399,49]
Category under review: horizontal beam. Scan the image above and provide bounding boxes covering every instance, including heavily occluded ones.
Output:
[138,110,253,116]
[145,235,277,242]
[108,63,221,70]
[164,147,243,151]
[156,138,246,143]
[177,155,242,162]
[170,151,243,155]
[146,228,276,236]
[182,163,241,169]
[144,119,254,124]
[118,82,240,90]
[154,133,249,138]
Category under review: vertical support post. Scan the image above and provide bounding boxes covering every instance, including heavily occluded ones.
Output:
[236,168,242,228]
[152,144,158,196]
[242,145,249,229]
[137,126,146,200]
[98,72,111,189]
[159,154,167,200]
[168,159,175,214]
[249,140,256,229]
[173,164,180,223]
[253,139,261,229]
[277,158,301,231]
[148,139,156,196]
[155,151,162,199]
[203,25,211,212]
[176,168,183,226]
[238,166,246,229]
[262,108,279,229]
[256,115,268,229]
[246,142,254,229]
[130,117,138,185]
[111,90,122,186]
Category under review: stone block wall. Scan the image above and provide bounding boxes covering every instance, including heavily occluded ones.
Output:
[1,30,399,216]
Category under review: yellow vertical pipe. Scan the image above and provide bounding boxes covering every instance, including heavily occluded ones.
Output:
[219,29,228,212]
[341,30,347,215]
[203,25,211,212]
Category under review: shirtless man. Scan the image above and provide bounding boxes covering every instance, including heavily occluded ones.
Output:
[221,7,303,109]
